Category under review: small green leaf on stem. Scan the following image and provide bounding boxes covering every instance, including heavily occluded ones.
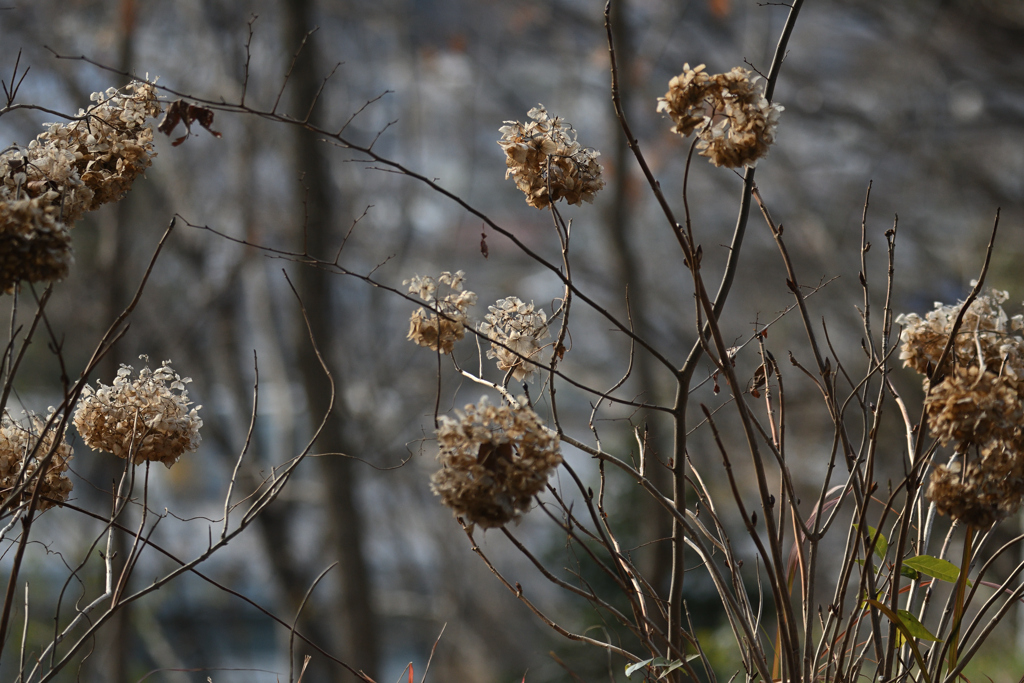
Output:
[853,524,888,559]
[625,657,688,679]
[657,660,684,679]
[900,564,921,581]
[897,609,940,642]
[904,555,968,585]
[625,658,654,678]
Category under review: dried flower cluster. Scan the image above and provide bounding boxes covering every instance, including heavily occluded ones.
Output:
[0,81,161,292]
[0,197,72,292]
[478,297,550,382]
[926,445,1024,529]
[0,411,73,513]
[657,64,783,168]
[897,289,1024,527]
[432,398,561,529]
[498,105,605,209]
[73,357,202,468]
[404,271,477,354]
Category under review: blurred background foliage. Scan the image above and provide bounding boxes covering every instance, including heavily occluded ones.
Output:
[1,0,1024,681]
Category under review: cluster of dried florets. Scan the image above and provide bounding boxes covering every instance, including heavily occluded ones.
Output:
[896,289,1024,377]
[926,443,1024,528]
[897,289,1024,527]
[0,411,73,513]
[0,197,72,292]
[404,271,477,354]
[657,64,783,168]
[478,297,550,382]
[73,357,202,468]
[0,81,161,292]
[431,397,561,529]
[498,105,605,209]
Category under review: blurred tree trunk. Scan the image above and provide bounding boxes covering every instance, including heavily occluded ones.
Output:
[284,0,381,680]
[90,1,138,680]
[606,0,674,597]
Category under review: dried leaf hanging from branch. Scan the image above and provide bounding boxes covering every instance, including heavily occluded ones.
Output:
[157,100,223,146]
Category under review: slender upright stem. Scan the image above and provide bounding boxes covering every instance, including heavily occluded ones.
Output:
[948,526,974,673]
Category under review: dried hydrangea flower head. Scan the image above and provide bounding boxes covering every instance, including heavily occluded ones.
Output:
[897,288,1024,526]
[0,197,73,293]
[926,444,1024,528]
[924,365,1024,448]
[0,80,161,293]
[0,80,161,225]
[71,81,162,213]
[404,270,477,354]
[73,357,202,468]
[895,288,1024,377]
[431,397,561,529]
[657,64,783,168]
[0,411,73,514]
[478,297,550,382]
[498,105,605,209]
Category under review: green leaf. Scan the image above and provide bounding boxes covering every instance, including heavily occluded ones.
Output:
[863,599,935,683]
[854,558,883,575]
[853,524,888,559]
[900,564,921,580]
[657,661,684,679]
[904,555,962,584]
[626,657,689,679]
[897,609,941,642]
[625,658,654,678]
[859,588,884,610]
[873,529,889,558]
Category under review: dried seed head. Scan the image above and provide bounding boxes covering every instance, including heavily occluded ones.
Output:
[431,397,561,529]
[657,64,783,168]
[498,105,605,209]
[73,356,202,468]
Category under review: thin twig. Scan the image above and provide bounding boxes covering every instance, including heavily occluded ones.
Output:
[289,563,338,683]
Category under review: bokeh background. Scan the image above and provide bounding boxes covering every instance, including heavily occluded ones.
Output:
[1,0,1024,681]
